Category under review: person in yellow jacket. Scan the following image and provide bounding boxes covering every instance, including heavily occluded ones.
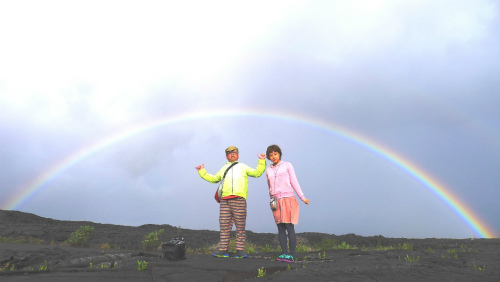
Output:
[196,146,266,258]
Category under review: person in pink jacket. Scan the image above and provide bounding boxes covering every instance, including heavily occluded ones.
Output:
[265,144,309,263]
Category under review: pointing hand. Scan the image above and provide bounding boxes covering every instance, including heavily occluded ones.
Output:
[195,164,205,171]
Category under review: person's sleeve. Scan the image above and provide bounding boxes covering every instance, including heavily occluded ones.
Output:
[198,167,224,184]
[246,159,266,178]
[287,163,305,200]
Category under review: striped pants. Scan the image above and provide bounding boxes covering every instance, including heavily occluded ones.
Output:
[219,197,247,251]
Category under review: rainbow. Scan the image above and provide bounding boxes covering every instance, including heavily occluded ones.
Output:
[3,108,497,238]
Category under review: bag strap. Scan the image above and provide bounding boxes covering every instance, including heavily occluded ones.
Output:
[217,162,238,201]
[271,163,281,198]
[222,162,238,180]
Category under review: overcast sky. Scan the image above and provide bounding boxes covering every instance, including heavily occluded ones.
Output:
[1,0,499,239]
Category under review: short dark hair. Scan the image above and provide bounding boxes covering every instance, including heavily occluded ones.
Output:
[266,144,282,160]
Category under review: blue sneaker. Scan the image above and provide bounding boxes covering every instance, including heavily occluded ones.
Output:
[277,254,294,262]
[276,254,287,261]
[282,255,295,263]
[213,250,229,258]
[235,250,247,258]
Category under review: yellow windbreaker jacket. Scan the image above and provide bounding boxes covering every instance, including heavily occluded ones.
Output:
[198,159,266,199]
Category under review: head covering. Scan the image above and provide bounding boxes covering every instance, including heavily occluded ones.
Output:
[225,146,239,154]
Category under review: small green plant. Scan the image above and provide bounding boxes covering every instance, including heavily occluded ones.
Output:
[403,254,419,262]
[226,238,237,253]
[318,251,326,260]
[425,247,434,252]
[0,236,45,245]
[39,260,48,271]
[315,238,339,250]
[218,238,257,254]
[473,261,486,271]
[261,244,278,253]
[142,229,164,250]
[460,245,478,253]
[257,267,266,278]
[1,263,15,272]
[397,243,413,251]
[137,260,148,271]
[362,242,413,251]
[89,263,93,269]
[296,243,315,252]
[245,241,258,254]
[271,253,279,261]
[100,243,111,249]
[445,249,459,259]
[68,226,94,246]
[375,241,386,250]
[334,241,354,250]
[286,264,291,271]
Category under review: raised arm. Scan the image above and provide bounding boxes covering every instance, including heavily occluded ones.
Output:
[197,164,224,184]
[246,154,266,177]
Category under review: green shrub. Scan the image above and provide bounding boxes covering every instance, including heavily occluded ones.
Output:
[261,244,279,253]
[334,241,354,250]
[312,238,338,250]
[0,263,14,272]
[68,226,94,246]
[396,243,413,251]
[142,229,164,250]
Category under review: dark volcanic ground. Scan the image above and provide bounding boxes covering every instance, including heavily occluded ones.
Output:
[1,209,499,281]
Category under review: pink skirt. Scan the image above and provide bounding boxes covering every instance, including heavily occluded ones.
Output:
[273,197,299,225]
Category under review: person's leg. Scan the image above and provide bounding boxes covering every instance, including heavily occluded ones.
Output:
[277,223,288,254]
[219,200,234,251]
[285,223,296,257]
[233,197,247,251]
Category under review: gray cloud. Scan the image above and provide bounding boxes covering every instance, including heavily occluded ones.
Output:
[0,0,498,238]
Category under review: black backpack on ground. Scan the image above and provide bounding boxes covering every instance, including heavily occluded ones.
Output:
[162,237,186,261]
